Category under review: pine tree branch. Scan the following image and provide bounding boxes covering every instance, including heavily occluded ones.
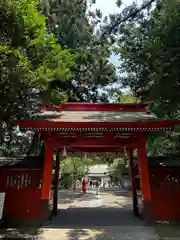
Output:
[101,0,156,38]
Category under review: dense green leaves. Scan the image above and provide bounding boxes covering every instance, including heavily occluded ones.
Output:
[120,92,137,103]
[0,0,76,153]
[108,158,128,180]
[112,0,180,118]
[60,156,94,188]
[40,0,118,102]
[104,0,180,155]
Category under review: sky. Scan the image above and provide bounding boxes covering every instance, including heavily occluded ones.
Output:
[89,0,144,95]
[92,0,144,67]
[93,0,143,17]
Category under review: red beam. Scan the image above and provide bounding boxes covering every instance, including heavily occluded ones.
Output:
[46,140,132,148]
[66,147,124,152]
[46,141,139,151]
[42,131,145,141]
[41,102,148,112]
[42,132,133,146]
[45,139,140,150]
[17,120,180,129]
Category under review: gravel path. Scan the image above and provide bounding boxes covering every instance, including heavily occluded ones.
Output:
[1,188,180,239]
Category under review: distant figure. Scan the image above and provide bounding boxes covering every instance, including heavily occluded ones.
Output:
[76,179,80,188]
[82,179,87,193]
[108,180,110,187]
[95,180,100,195]
[90,180,92,187]
[101,179,104,188]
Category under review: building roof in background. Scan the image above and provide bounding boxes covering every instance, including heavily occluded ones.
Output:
[88,164,109,176]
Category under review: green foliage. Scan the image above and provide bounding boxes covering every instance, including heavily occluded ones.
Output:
[1,0,76,88]
[102,0,180,156]
[61,157,93,176]
[108,158,129,180]
[0,0,76,154]
[120,92,137,103]
[112,0,180,118]
[60,156,94,188]
[40,0,118,102]
[147,132,180,156]
[60,155,119,188]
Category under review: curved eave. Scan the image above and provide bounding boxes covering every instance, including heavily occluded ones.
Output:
[16,120,180,132]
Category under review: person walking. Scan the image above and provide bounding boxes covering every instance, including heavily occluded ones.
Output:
[95,180,100,195]
[82,178,87,193]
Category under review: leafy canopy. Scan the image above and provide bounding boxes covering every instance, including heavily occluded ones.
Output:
[112,0,180,118]
[40,0,118,102]
[0,0,76,153]
[106,0,180,156]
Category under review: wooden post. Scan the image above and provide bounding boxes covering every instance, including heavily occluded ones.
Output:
[128,147,139,217]
[137,139,152,222]
[53,149,60,215]
[41,143,53,219]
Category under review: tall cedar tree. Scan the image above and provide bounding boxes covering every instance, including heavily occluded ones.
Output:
[39,0,118,103]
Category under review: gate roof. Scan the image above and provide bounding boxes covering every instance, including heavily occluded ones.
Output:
[16,102,180,132]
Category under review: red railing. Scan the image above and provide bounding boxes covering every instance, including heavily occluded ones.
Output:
[0,168,43,219]
[150,168,180,221]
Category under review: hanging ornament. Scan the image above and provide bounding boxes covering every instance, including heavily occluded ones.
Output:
[62,146,67,157]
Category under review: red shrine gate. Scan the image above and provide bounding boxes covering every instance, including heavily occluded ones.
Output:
[0,102,180,226]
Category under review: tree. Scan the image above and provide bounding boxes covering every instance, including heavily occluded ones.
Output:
[0,0,76,155]
[108,157,130,186]
[120,92,137,103]
[60,156,94,188]
[103,0,180,156]
[40,0,118,103]
[112,0,180,118]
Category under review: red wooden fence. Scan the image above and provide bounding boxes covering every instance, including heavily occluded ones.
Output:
[0,168,43,220]
[150,168,180,221]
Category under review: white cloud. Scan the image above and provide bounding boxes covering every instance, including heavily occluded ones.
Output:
[91,0,120,16]
[92,0,144,16]
[91,0,144,67]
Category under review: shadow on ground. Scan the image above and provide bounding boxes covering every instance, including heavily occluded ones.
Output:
[41,205,155,240]
[1,189,180,239]
[66,226,159,240]
[43,207,143,228]
[0,207,144,239]
[112,189,132,197]
[0,228,43,239]
[59,192,104,204]
[58,189,83,204]
[154,222,180,239]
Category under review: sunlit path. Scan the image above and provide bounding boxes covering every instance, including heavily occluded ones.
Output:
[1,189,180,239]
[39,189,158,240]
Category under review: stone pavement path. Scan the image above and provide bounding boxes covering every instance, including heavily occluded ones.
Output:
[1,188,180,239]
[38,189,180,240]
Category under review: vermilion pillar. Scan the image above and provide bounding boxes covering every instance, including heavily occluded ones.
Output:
[53,149,60,215]
[41,143,53,220]
[128,147,139,217]
[137,139,152,222]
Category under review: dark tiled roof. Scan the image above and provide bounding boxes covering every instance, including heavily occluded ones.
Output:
[32,110,157,123]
